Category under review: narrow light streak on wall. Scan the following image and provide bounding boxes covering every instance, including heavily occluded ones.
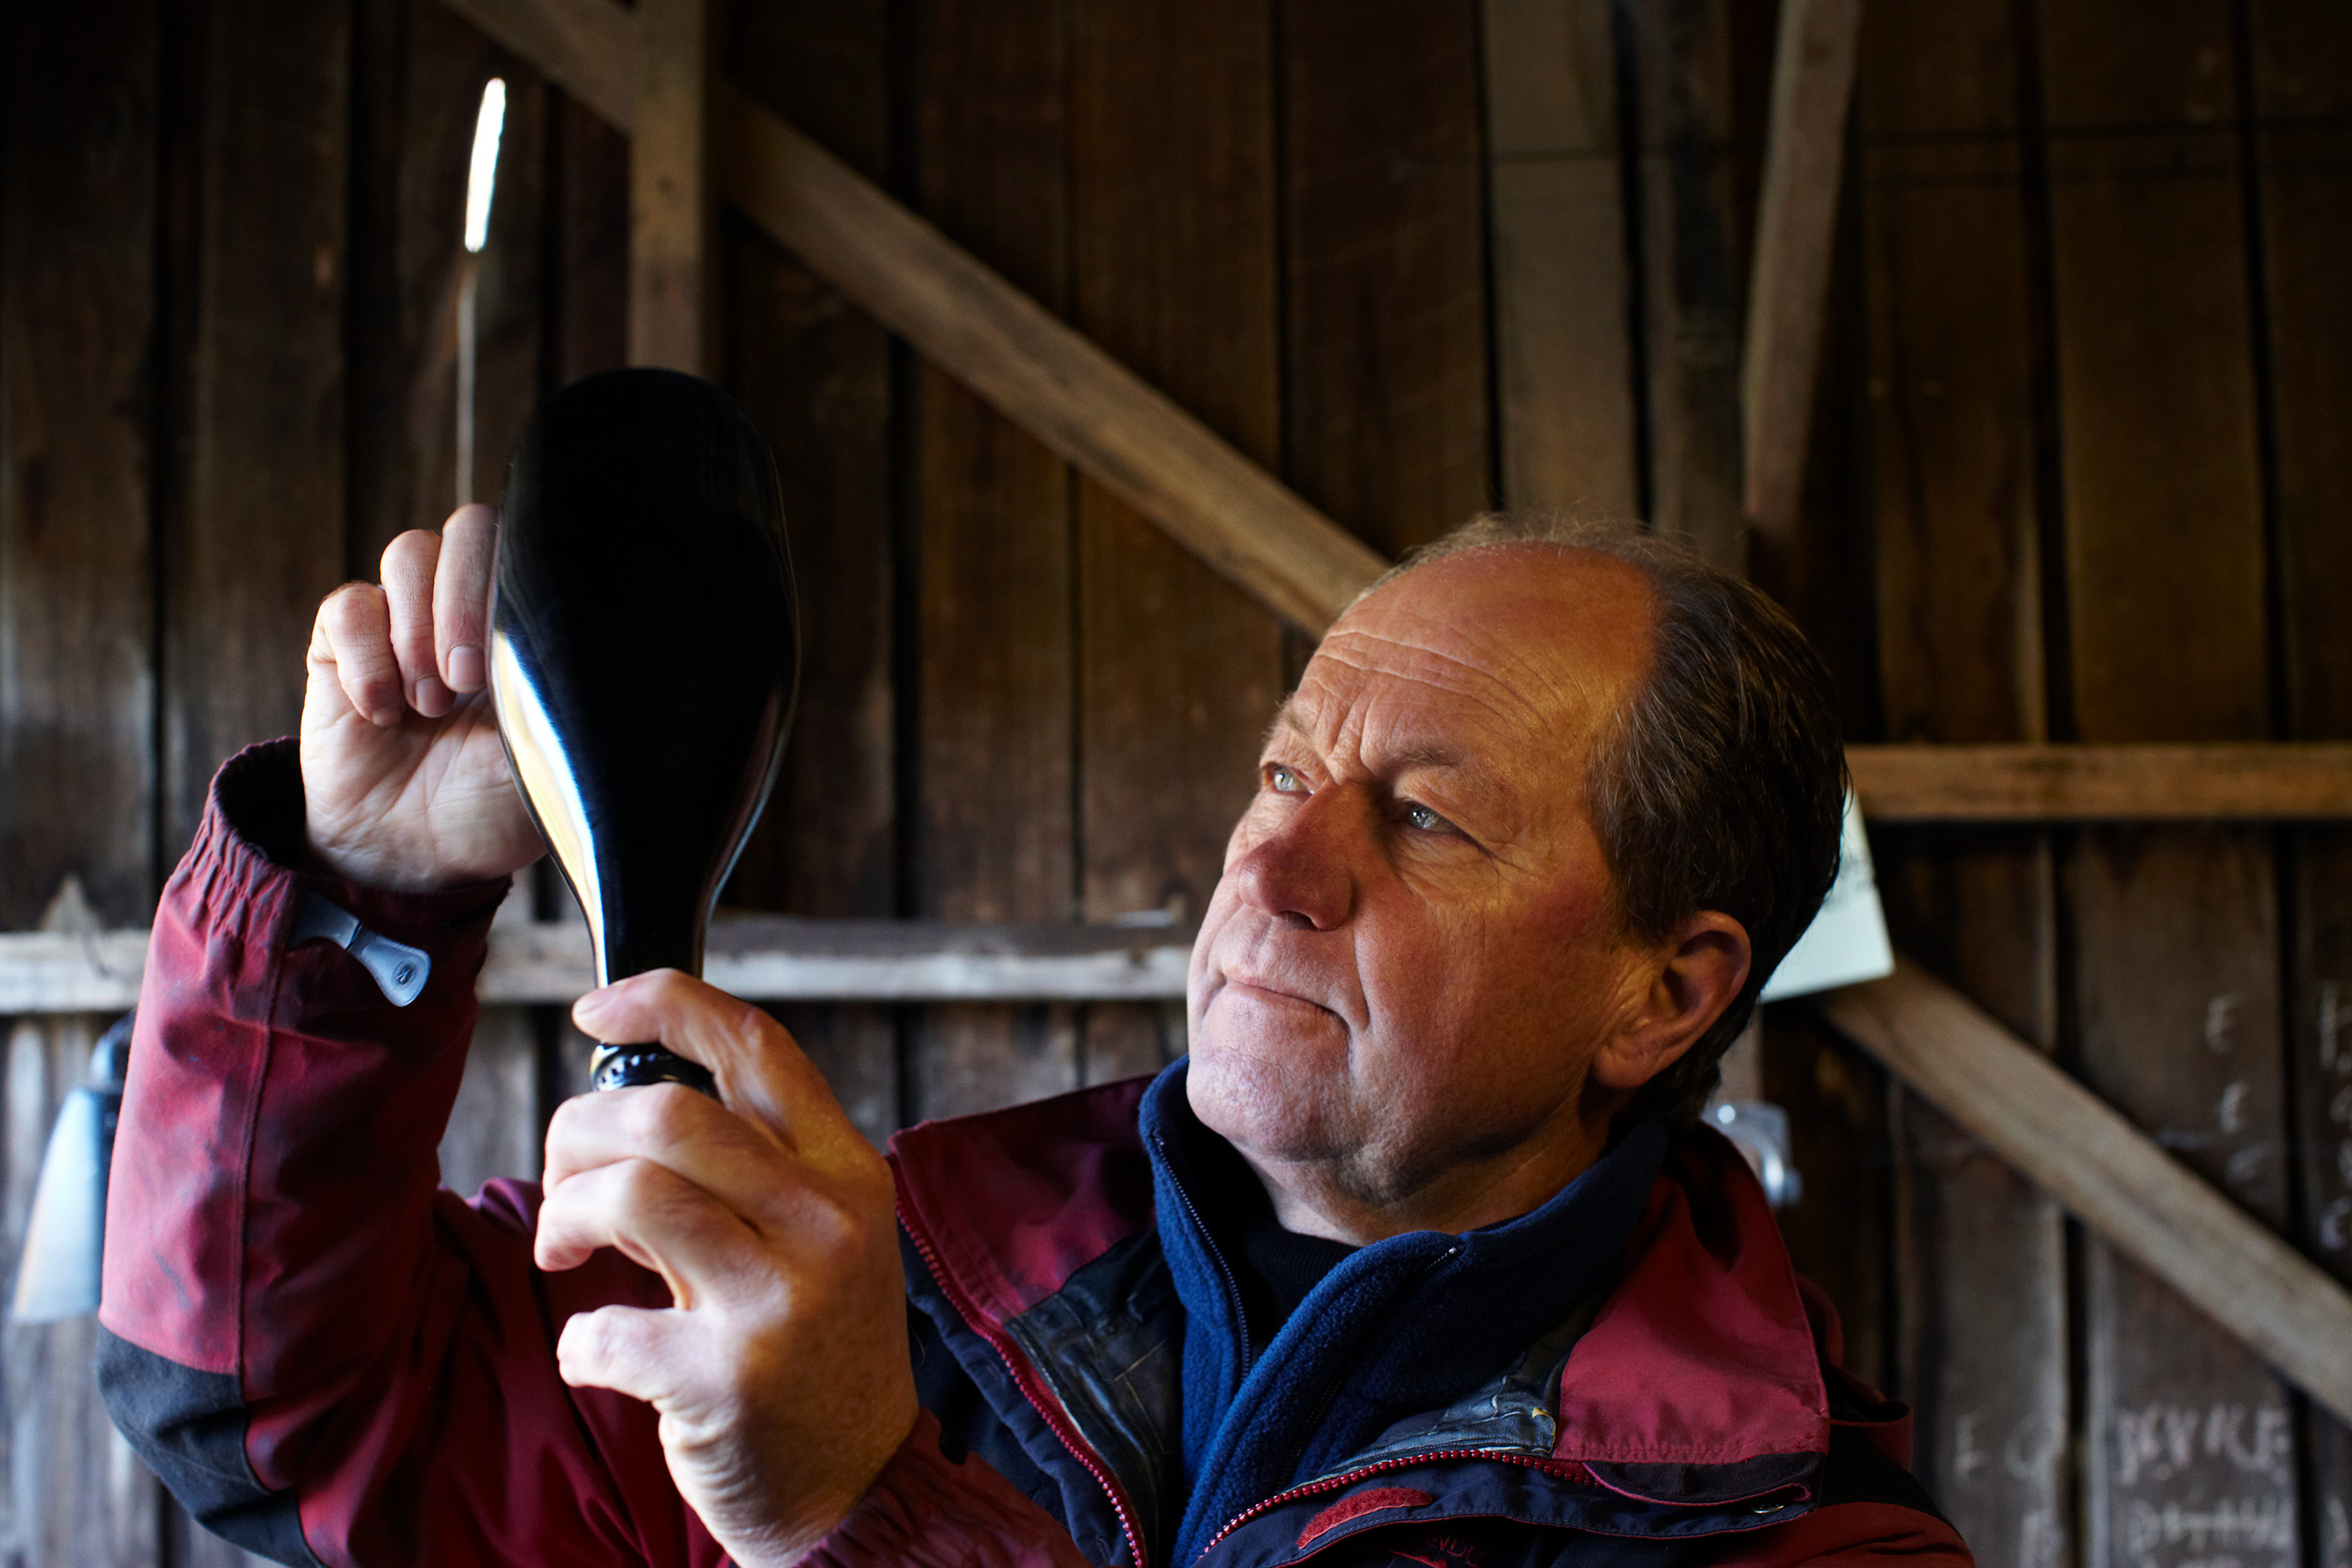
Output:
[457,77,506,506]
[463,78,507,253]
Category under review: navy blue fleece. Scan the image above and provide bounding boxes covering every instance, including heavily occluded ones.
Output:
[1139,1063,1666,1563]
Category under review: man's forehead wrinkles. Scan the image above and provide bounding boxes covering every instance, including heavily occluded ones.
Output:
[1308,630,1552,728]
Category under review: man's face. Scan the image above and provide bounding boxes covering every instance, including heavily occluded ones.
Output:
[1185,545,1662,1235]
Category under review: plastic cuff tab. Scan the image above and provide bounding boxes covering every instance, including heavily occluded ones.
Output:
[289,891,432,1007]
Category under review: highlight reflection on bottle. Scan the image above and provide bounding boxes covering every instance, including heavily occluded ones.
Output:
[488,368,800,1095]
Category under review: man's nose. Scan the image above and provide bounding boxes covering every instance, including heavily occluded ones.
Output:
[1231,786,1360,930]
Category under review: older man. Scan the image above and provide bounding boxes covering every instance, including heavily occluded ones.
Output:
[100,511,1967,1567]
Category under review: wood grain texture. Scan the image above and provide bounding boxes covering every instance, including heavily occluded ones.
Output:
[1848,743,2352,820]
[165,0,354,855]
[1740,0,1861,544]
[720,0,898,1146]
[352,0,547,557]
[628,0,710,372]
[1480,0,1640,520]
[1818,960,2352,1427]
[905,0,1080,1120]
[551,88,629,383]
[1,12,159,1520]
[2042,5,2267,747]
[0,0,162,937]
[1278,0,1491,557]
[0,21,168,1555]
[1858,2,2065,1551]
[1073,1,1283,1084]
[718,90,1385,633]
[164,8,353,1555]
[1627,0,1746,568]
[2034,5,2298,1561]
[441,0,1388,631]
[2249,0,2352,1538]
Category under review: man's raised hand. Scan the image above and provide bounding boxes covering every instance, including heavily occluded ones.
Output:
[535,973,916,1567]
[300,506,543,890]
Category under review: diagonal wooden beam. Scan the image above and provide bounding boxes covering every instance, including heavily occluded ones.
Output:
[445,0,1386,633]
[1740,0,1864,545]
[1817,959,2352,1428]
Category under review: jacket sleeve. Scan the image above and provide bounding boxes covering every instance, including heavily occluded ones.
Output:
[96,740,725,1568]
[803,1410,1099,1568]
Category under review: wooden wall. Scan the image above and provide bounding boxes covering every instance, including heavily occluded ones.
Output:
[1,2,2347,1566]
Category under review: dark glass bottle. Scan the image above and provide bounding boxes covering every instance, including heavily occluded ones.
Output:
[489,368,799,1094]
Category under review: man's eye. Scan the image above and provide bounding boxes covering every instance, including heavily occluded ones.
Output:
[1265,764,1307,794]
[1403,802,1451,833]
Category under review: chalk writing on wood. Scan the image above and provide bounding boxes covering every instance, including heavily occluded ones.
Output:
[2113,1403,2292,1488]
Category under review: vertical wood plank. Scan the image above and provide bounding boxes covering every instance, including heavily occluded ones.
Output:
[629,0,711,373]
[551,90,630,385]
[349,0,546,566]
[1857,3,2069,1554]
[1479,0,1641,519]
[723,0,900,1147]
[1072,2,1283,1087]
[2248,0,2352,1546]
[165,5,352,1554]
[1625,0,1745,567]
[1740,0,1863,546]
[2034,5,2299,1565]
[164,0,354,855]
[908,0,1080,1120]
[1279,0,1491,557]
[0,16,166,1555]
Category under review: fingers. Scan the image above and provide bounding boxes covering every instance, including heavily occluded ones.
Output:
[380,530,448,716]
[534,1152,769,1303]
[572,971,863,1164]
[436,504,498,692]
[544,1083,797,1229]
[311,583,402,728]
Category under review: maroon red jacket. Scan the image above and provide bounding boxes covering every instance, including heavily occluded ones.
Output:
[100,743,1969,1567]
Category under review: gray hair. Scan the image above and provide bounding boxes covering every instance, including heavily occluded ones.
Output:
[1363,515,1847,1127]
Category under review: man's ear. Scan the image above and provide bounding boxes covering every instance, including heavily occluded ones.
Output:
[1591,913,1751,1092]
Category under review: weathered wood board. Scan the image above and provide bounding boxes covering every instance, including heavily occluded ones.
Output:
[1479,0,1641,521]
[0,67,162,1515]
[1857,2,2068,1559]
[2035,5,2300,1565]
[906,0,1082,1122]
[1279,0,1492,558]
[2249,0,2352,1543]
[720,0,899,1148]
[1624,0,1744,568]
[1073,2,1283,1087]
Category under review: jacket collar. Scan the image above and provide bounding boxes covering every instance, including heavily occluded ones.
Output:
[891,1064,1834,1534]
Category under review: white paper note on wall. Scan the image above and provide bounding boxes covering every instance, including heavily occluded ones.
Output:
[1759,790,1893,1002]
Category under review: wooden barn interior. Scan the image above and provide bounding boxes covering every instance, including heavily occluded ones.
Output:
[2,0,2349,1563]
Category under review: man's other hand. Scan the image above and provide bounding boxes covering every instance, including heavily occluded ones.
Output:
[535,972,916,1567]
[300,505,543,890]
